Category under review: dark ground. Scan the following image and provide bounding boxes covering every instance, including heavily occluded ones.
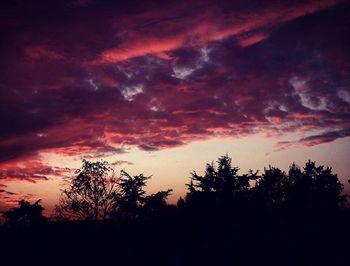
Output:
[1,209,350,266]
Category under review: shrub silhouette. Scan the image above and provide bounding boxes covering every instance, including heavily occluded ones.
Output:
[4,199,46,227]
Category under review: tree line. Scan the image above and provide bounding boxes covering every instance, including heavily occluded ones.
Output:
[3,155,348,227]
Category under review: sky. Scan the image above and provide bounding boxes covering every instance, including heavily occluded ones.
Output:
[0,0,350,216]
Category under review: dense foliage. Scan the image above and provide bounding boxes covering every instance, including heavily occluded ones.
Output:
[185,155,346,215]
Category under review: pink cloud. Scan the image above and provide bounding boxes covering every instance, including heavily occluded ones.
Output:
[238,33,270,47]
[97,0,341,63]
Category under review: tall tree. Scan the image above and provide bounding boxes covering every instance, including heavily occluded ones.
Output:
[116,170,150,218]
[186,154,255,212]
[188,154,252,196]
[287,160,346,211]
[55,160,119,220]
[253,166,289,208]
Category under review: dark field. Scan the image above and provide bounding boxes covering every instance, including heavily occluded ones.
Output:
[1,209,350,266]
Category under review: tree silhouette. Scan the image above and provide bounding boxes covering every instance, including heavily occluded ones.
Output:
[115,170,151,219]
[51,156,347,223]
[143,189,173,214]
[185,155,346,216]
[176,197,186,209]
[188,155,252,195]
[55,159,174,221]
[185,154,255,212]
[286,160,346,212]
[55,159,119,220]
[4,199,46,227]
[253,166,289,209]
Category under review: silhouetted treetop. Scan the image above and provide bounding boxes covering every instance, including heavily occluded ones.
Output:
[253,166,289,208]
[185,155,346,214]
[118,170,150,204]
[55,160,119,220]
[188,154,252,196]
[144,189,173,212]
[4,199,46,227]
[51,156,346,223]
[55,159,173,221]
[115,170,151,218]
[286,160,346,211]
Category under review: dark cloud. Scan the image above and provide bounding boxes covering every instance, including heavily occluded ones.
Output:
[0,190,17,196]
[277,129,350,150]
[0,0,349,180]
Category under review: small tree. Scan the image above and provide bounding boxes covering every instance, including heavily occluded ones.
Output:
[55,159,119,220]
[4,199,46,227]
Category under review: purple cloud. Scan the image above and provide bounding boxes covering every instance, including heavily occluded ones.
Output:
[0,0,349,181]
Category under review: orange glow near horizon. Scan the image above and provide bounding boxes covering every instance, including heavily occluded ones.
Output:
[2,134,350,216]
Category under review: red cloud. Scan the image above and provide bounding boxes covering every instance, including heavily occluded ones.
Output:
[97,0,340,63]
[0,161,50,183]
[0,155,71,183]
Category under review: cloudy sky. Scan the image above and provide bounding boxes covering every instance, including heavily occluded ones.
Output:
[1,0,350,215]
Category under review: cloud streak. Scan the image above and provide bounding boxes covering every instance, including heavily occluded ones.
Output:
[97,0,341,63]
